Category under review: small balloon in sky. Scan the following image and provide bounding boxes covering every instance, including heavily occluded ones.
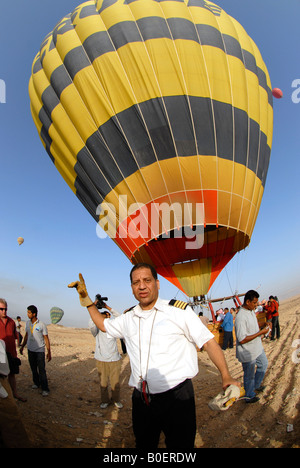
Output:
[50,307,64,324]
[272,88,283,99]
[17,237,24,246]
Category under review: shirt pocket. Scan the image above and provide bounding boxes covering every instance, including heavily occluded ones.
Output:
[124,320,138,338]
[151,321,182,354]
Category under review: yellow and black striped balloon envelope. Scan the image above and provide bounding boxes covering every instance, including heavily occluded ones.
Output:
[29,0,273,297]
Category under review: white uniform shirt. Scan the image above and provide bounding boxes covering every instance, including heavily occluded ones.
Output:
[104,297,214,394]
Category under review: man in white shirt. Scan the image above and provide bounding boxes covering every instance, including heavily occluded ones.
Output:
[69,263,239,449]
[88,306,123,409]
[20,305,51,396]
[235,290,270,403]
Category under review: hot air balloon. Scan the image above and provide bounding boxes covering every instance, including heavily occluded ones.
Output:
[17,237,24,246]
[29,0,273,298]
[272,88,283,99]
[50,307,64,325]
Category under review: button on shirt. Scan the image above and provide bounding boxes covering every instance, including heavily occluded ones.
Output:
[104,297,214,394]
[25,319,48,353]
[235,307,264,363]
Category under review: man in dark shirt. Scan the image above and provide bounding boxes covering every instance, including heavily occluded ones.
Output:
[221,308,234,350]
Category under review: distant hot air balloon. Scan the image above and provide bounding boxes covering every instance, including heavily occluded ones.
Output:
[272,88,283,99]
[50,307,64,325]
[29,0,273,297]
[17,237,24,246]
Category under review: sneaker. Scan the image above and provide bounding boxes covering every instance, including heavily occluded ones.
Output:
[255,385,266,393]
[42,391,49,397]
[100,402,109,409]
[114,401,123,409]
[32,385,38,389]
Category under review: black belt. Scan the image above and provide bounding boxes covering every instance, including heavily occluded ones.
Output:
[134,378,191,405]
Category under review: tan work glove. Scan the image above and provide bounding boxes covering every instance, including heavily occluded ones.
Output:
[68,273,94,307]
[208,385,245,411]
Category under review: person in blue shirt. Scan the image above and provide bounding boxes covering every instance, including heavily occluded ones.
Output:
[221,308,234,350]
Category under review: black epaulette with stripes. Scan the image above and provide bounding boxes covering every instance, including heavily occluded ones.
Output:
[169,299,189,310]
[123,305,135,314]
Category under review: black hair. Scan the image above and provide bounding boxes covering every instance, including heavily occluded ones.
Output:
[130,263,158,283]
[27,305,38,316]
[244,290,259,303]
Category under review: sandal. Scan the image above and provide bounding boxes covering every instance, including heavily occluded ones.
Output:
[14,395,27,402]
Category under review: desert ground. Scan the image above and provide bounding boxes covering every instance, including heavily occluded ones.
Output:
[4,295,300,448]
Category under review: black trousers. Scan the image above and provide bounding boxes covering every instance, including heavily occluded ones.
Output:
[222,331,233,350]
[271,316,280,340]
[28,350,49,392]
[132,379,196,449]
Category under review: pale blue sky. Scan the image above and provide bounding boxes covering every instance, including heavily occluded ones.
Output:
[0,0,299,326]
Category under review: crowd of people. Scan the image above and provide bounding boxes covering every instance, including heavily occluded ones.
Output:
[213,295,280,349]
[0,264,281,448]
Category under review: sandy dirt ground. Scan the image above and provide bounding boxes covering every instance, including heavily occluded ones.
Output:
[9,295,300,448]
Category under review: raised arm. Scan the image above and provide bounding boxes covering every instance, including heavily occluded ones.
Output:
[87,304,107,332]
[68,274,107,332]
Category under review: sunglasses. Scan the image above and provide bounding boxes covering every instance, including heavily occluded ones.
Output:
[0,308,7,311]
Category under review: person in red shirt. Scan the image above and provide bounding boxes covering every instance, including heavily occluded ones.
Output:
[0,298,26,402]
[264,300,274,322]
[264,296,280,341]
[269,296,280,340]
